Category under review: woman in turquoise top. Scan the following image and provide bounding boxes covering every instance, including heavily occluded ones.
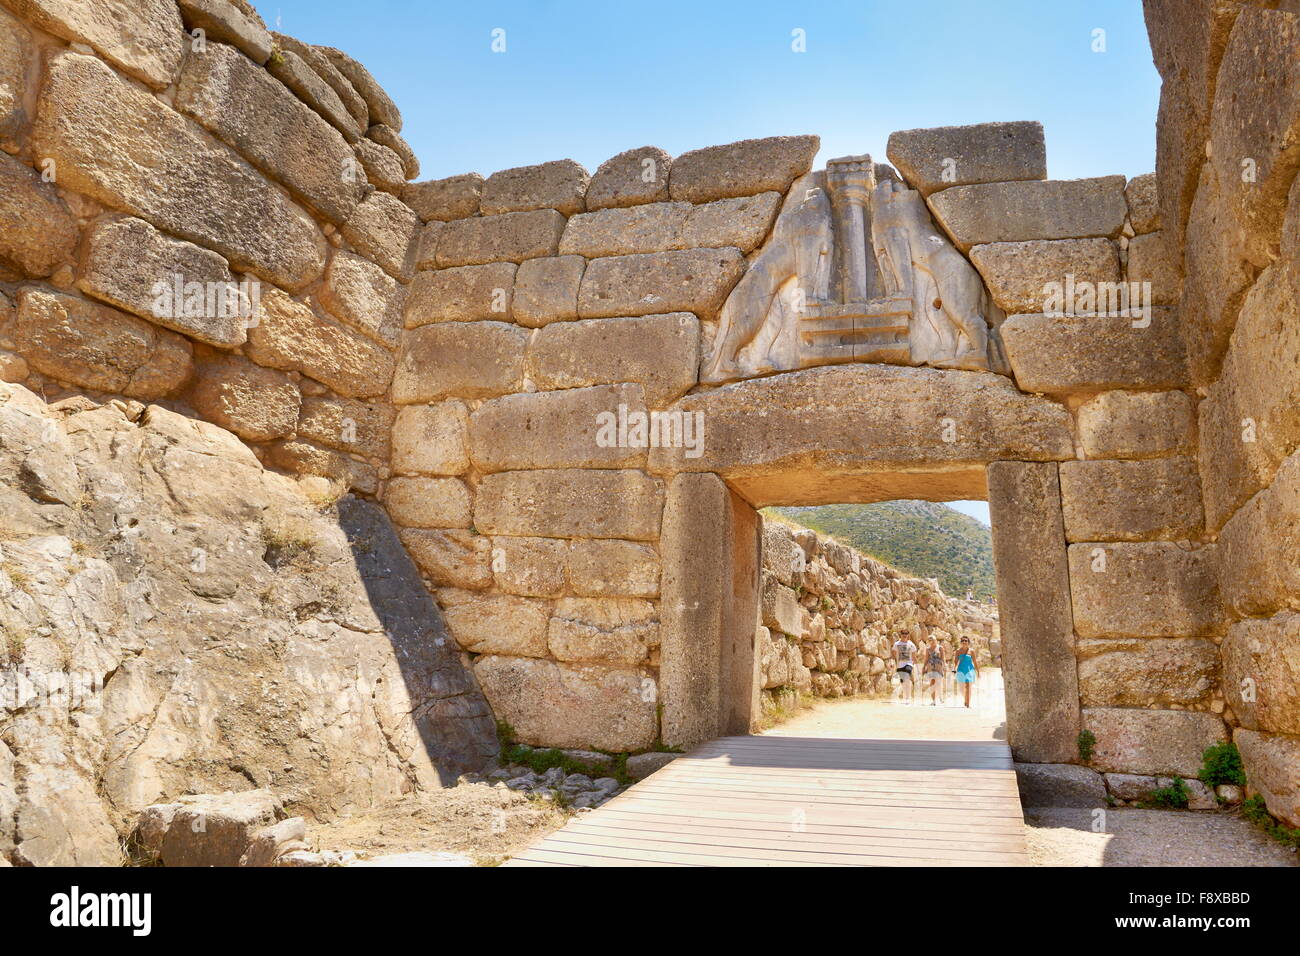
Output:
[954,636,979,708]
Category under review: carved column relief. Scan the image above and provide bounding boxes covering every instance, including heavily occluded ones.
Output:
[701,154,1010,384]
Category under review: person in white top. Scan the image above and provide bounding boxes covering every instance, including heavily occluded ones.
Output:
[892,634,918,703]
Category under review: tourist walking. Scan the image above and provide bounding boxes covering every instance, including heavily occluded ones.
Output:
[922,635,946,705]
[954,636,979,707]
[892,632,918,703]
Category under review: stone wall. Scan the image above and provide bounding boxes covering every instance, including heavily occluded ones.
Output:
[0,0,420,498]
[756,517,997,714]
[1141,0,1300,826]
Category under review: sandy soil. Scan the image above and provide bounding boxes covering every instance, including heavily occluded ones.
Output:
[305,782,570,867]
[764,673,1296,868]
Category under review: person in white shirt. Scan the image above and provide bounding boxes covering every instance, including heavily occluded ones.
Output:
[892,634,918,703]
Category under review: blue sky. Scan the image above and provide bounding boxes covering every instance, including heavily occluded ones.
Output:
[261,0,1160,184]
[258,0,1162,527]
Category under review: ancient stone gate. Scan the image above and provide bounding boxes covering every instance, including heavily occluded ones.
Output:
[1,0,1295,833]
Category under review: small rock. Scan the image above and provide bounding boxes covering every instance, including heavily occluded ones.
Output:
[592,777,620,792]
[1216,784,1242,804]
[564,773,593,789]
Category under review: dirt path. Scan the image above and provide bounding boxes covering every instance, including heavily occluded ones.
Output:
[763,675,1296,868]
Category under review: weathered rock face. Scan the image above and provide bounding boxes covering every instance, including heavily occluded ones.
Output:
[0,383,495,866]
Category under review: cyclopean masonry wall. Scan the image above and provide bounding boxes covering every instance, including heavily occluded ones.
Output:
[0,0,1295,841]
[755,517,997,716]
[1140,0,1300,826]
[0,0,497,864]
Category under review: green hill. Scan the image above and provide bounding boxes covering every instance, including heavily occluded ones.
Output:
[767,501,996,601]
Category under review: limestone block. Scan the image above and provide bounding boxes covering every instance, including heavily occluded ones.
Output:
[885,121,1047,197]
[177,0,272,63]
[77,216,248,348]
[391,321,526,403]
[34,53,326,292]
[472,656,657,752]
[474,469,663,540]
[404,263,515,327]
[481,159,588,216]
[295,395,393,458]
[1001,309,1189,395]
[1068,542,1221,639]
[560,202,689,258]
[547,597,659,664]
[188,353,299,442]
[586,146,671,210]
[970,238,1120,315]
[177,41,362,224]
[987,461,1079,764]
[1125,231,1180,306]
[267,439,376,493]
[491,536,566,597]
[402,173,483,222]
[577,248,744,322]
[1124,173,1160,235]
[1103,773,1161,802]
[659,473,727,747]
[1216,449,1300,619]
[137,790,281,867]
[272,33,368,129]
[340,190,421,281]
[1076,637,1219,707]
[1058,457,1203,542]
[367,124,418,180]
[1179,162,1255,384]
[668,135,819,204]
[1014,763,1105,808]
[649,365,1074,505]
[246,289,393,399]
[527,313,700,408]
[383,476,471,529]
[468,383,648,472]
[761,577,803,637]
[1075,390,1195,460]
[317,250,405,346]
[400,530,492,590]
[0,153,77,278]
[320,46,401,130]
[0,7,31,152]
[929,177,1128,251]
[351,138,404,193]
[436,588,549,657]
[14,289,192,400]
[1221,612,1300,735]
[267,48,359,143]
[414,222,443,271]
[435,209,566,268]
[11,0,184,87]
[512,256,584,327]
[1207,7,1300,270]
[1235,728,1300,826]
[390,401,469,475]
[1083,708,1226,776]
[682,193,781,253]
[566,539,660,597]
[625,751,677,779]
[1196,265,1300,532]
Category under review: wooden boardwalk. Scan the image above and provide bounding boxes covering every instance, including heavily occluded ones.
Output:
[504,735,1029,867]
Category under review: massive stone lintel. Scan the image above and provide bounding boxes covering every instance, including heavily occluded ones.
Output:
[647,364,1073,507]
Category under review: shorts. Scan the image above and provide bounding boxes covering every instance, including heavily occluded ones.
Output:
[896,665,913,678]
[924,671,943,681]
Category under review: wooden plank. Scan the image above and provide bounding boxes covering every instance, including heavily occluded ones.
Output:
[503,733,1029,867]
